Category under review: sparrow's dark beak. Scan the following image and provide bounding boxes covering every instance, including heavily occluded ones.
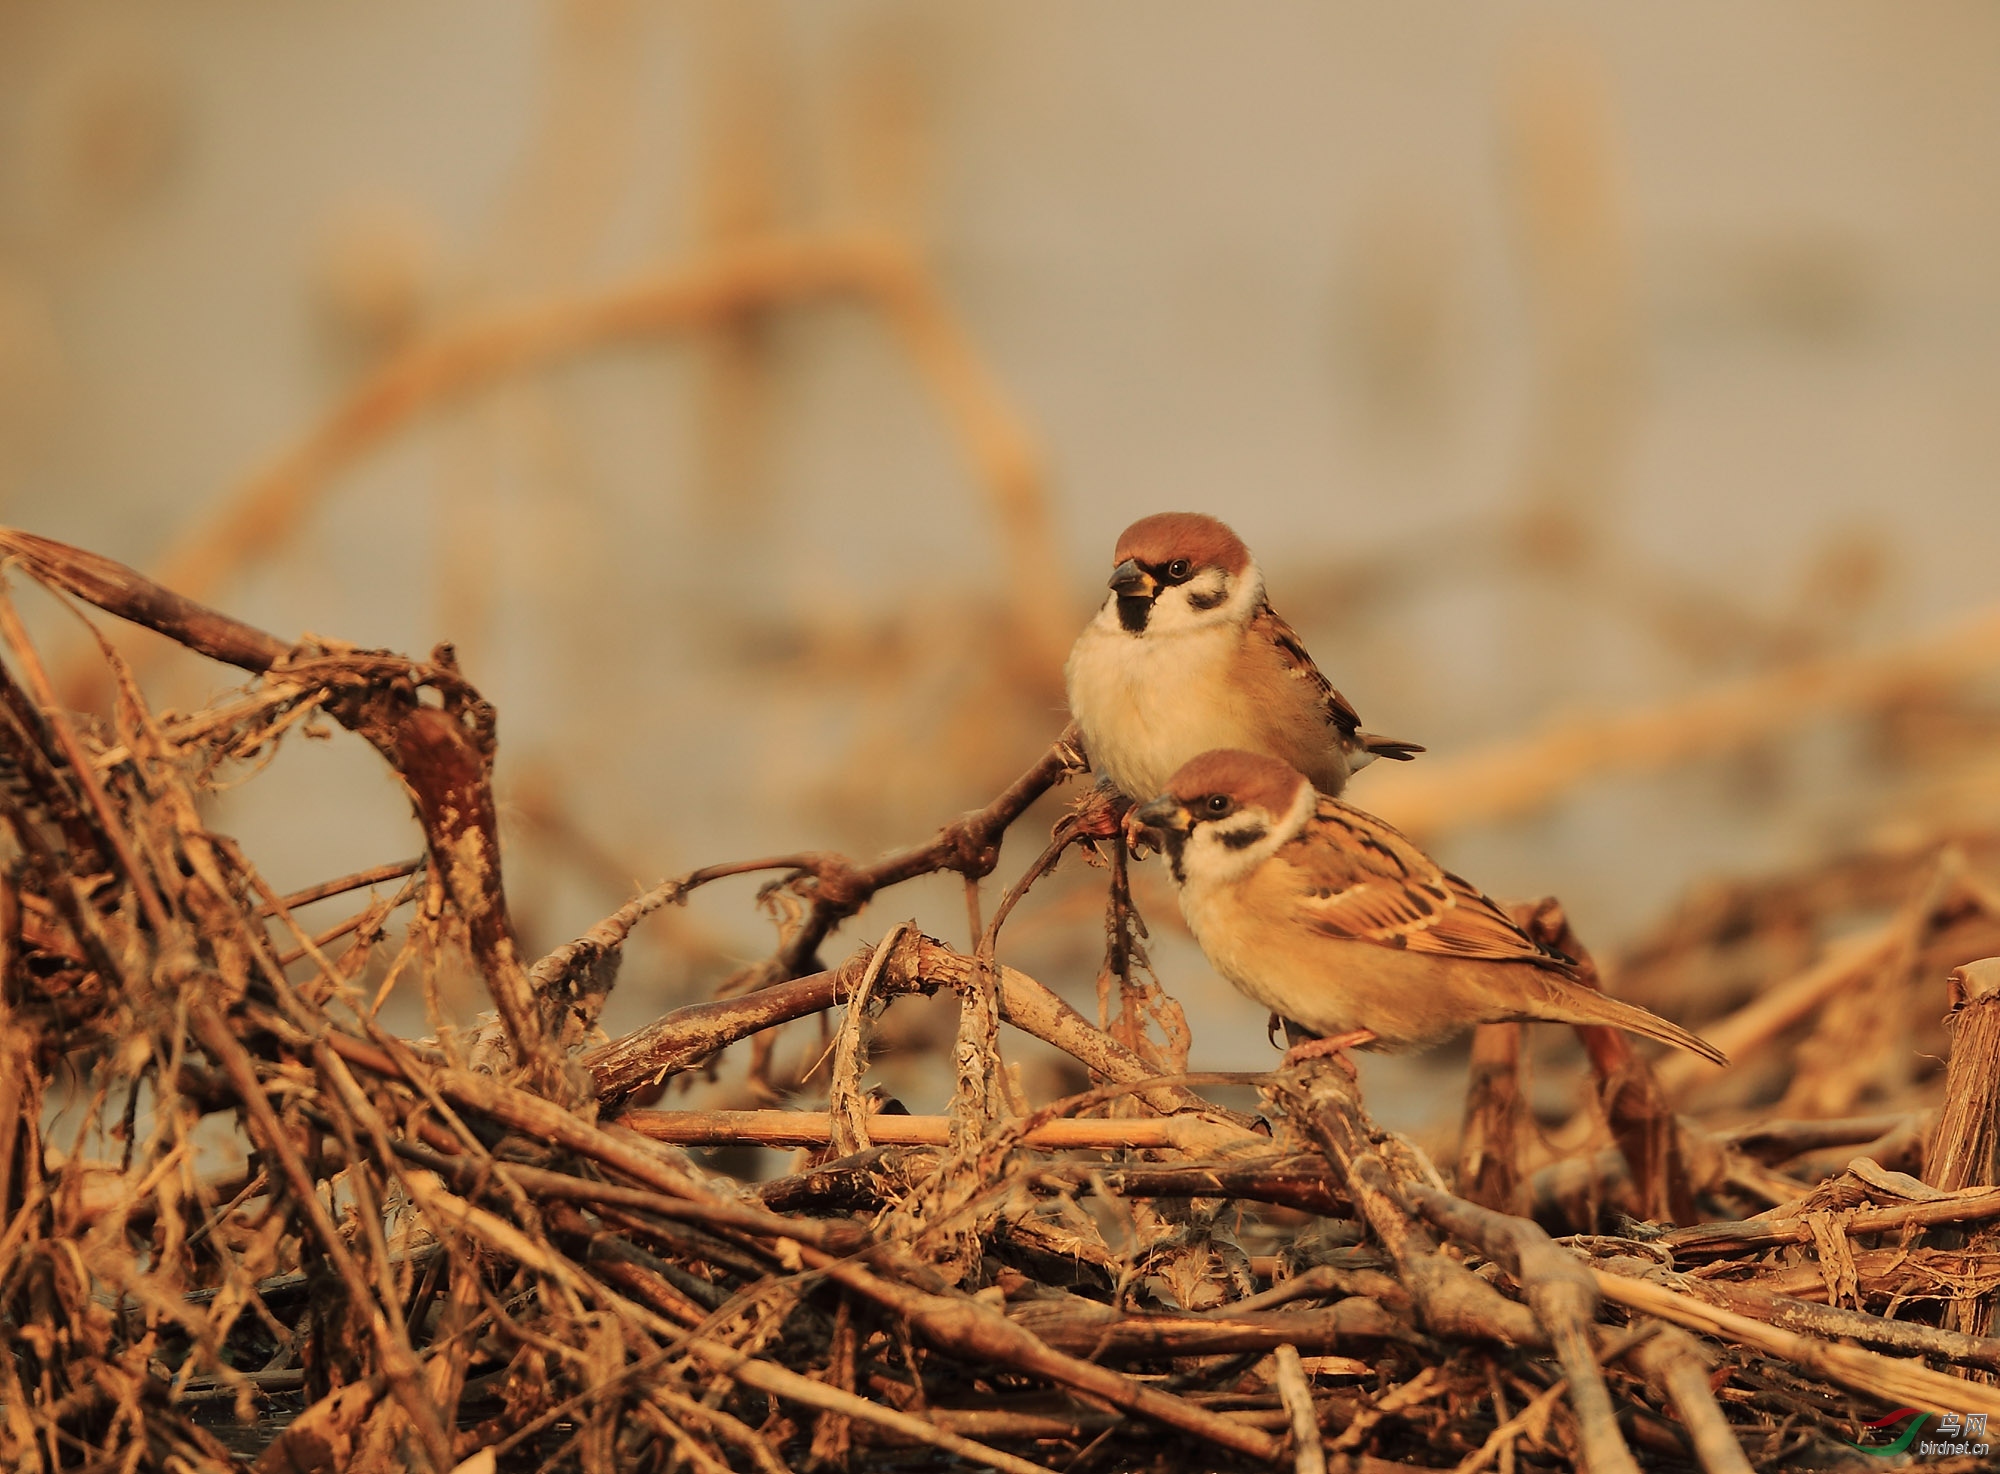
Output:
[1129,795,1190,836]
[1108,558,1156,599]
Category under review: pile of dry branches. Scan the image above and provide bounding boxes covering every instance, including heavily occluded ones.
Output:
[5,525,2000,1474]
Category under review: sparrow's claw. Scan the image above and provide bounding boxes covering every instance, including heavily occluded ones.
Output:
[1119,808,1160,859]
[1279,1028,1378,1077]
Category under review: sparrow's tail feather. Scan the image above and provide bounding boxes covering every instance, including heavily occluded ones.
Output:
[1532,982,1729,1067]
[1357,732,1425,763]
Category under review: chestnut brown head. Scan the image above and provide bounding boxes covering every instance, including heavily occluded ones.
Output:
[1102,514,1260,635]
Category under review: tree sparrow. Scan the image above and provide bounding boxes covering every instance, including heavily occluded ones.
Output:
[1130,749,1728,1067]
[1065,512,1421,802]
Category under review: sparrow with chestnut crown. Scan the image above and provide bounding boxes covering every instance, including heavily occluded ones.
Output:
[1066,512,1421,803]
[1130,748,1728,1069]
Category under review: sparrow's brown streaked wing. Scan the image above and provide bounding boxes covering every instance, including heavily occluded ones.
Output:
[1276,800,1567,969]
[1249,601,1364,739]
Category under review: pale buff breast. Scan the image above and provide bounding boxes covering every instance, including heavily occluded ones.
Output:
[1181,869,1539,1051]
[1066,617,1276,798]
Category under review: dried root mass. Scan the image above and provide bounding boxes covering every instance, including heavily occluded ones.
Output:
[4,526,2000,1473]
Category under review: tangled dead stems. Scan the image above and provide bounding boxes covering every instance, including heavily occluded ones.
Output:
[10,523,2000,1473]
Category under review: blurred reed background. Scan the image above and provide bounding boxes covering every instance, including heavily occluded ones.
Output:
[4,1,1999,1136]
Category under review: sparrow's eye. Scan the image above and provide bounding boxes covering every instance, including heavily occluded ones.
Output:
[1167,558,1192,580]
[1205,793,1232,815]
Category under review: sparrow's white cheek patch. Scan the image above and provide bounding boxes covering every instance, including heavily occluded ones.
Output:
[1186,572,1231,611]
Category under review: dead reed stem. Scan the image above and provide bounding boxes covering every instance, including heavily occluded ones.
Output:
[1928,955,2000,1344]
[1371,601,2000,838]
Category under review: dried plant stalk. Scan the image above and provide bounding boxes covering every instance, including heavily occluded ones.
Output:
[1931,957,2000,1193]
[1929,955,2000,1344]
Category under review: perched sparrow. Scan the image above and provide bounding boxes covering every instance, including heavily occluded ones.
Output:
[1130,749,1728,1067]
[1065,512,1421,802]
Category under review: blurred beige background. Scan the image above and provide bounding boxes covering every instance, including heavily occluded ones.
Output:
[5,2,1999,1121]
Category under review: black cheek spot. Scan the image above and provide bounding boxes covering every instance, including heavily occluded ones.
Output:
[1215,824,1267,851]
[1116,596,1153,633]
[1187,587,1227,611]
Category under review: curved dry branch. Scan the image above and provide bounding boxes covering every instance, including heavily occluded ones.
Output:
[67,229,1066,699]
[1595,1269,2000,1419]
[1,526,563,1088]
[583,929,1262,1154]
[1369,601,2000,838]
